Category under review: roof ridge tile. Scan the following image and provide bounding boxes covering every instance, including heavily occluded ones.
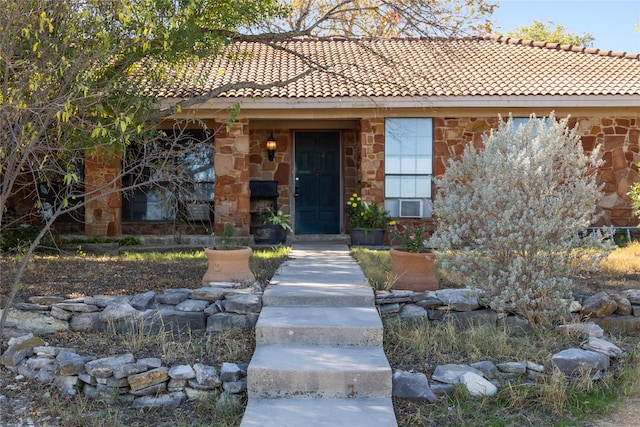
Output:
[485,34,639,60]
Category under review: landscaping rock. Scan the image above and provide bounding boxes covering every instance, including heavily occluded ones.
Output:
[85,354,136,378]
[156,289,192,305]
[392,370,437,402]
[496,362,527,374]
[457,371,498,397]
[582,337,624,358]
[224,294,262,314]
[56,351,94,376]
[174,299,211,312]
[0,308,68,334]
[435,288,481,312]
[220,362,246,382]
[398,304,428,320]
[581,292,618,318]
[470,361,498,379]
[130,392,184,409]
[557,322,604,338]
[1,336,45,368]
[223,379,247,394]
[593,316,640,335]
[549,348,610,375]
[624,289,640,305]
[432,364,484,384]
[169,365,196,380]
[130,291,156,310]
[127,367,169,392]
[193,363,221,387]
[206,313,258,331]
[54,375,81,395]
[611,294,632,316]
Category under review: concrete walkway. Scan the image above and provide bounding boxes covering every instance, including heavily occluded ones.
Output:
[240,242,397,427]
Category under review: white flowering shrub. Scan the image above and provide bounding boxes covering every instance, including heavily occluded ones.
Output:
[429,113,614,328]
[629,162,640,217]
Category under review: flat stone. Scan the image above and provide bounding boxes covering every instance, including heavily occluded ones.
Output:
[470,361,498,379]
[97,376,130,388]
[206,313,258,331]
[27,296,64,305]
[57,351,95,376]
[128,367,169,392]
[557,322,604,338]
[157,289,192,305]
[550,348,610,375]
[99,303,141,322]
[158,306,207,331]
[130,291,156,311]
[430,382,454,396]
[185,387,213,400]
[1,336,45,368]
[224,294,262,314]
[193,363,221,387]
[92,295,132,308]
[85,354,136,378]
[457,372,498,397]
[129,382,167,396]
[398,304,428,320]
[138,357,163,369]
[112,363,149,379]
[190,287,226,302]
[53,302,100,313]
[379,303,400,314]
[50,306,73,321]
[582,337,624,358]
[526,361,545,373]
[130,391,184,408]
[634,306,640,317]
[223,379,247,394]
[435,289,481,312]
[496,362,527,374]
[174,299,211,312]
[25,357,55,371]
[169,365,196,380]
[624,289,640,305]
[415,295,442,309]
[13,303,49,311]
[220,362,245,382]
[0,308,68,334]
[432,364,484,384]
[392,370,437,402]
[69,312,103,332]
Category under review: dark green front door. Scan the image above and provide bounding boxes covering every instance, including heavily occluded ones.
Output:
[294,132,341,234]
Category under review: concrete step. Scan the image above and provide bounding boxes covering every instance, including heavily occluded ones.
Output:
[263,282,374,307]
[240,397,397,427]
[256,306,383,346]
[247,344,392,399]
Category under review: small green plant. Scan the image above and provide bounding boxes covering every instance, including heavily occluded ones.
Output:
[392,224,427,253]
[346,193,395,231]
[261,208,292,231]
[218,222,236,249]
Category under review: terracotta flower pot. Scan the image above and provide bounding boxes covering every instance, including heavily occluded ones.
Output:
[390,248,439,291]
[202,247,255,285]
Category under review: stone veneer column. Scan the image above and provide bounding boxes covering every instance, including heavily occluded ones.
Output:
[359,118,385,203]
[84,151,121,237]
[214,120,251,235]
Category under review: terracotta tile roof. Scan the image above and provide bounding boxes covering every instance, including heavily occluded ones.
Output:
[151,35,640,100]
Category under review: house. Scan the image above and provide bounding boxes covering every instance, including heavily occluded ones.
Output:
[78,35,640,238]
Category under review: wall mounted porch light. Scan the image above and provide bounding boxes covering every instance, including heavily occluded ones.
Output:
[266,133,277,161]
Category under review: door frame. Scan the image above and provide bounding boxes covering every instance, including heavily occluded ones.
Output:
[292,130,343,235]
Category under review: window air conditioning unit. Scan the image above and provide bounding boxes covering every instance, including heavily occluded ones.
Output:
[398,199,423,218]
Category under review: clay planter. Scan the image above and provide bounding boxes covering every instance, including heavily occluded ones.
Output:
[390,248,439,291]
[349,228,385,246]
[202,247,255,285]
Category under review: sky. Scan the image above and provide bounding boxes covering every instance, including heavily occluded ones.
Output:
[491,0,640,54]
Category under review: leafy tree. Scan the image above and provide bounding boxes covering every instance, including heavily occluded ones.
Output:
[430,113,613,329]
[257,0,497,37]
[505,19,595,47]
[0,0,497,337]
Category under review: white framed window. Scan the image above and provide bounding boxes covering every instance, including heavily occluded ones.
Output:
[384,118,433,218]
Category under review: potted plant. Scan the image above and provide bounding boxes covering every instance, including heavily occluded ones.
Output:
[252,208,292,245]
[346,193,395,246]
[389,224,439,291]
[202,222,255,284]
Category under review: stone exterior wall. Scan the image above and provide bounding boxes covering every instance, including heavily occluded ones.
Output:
[433,115,640,227]
[214,120,251,236]
[84,152,122,237]
[59,113,640,238]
